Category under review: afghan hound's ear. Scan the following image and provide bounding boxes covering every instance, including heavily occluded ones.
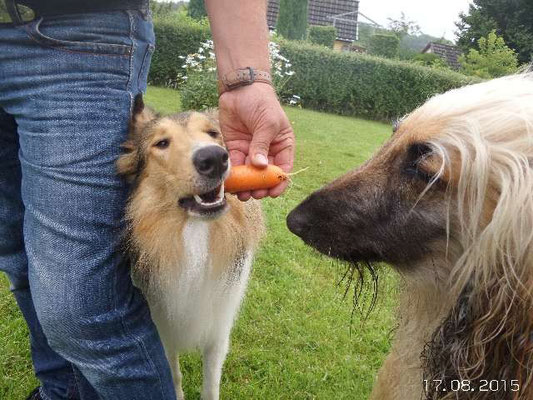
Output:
[116,94,157,182]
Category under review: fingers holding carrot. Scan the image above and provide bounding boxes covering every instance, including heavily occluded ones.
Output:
[218,84,295,201]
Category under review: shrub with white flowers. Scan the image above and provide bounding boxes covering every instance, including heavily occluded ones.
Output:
[179,40,301,110]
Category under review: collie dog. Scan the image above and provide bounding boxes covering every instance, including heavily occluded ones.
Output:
[117,96,263,400]
[287,74,533,399]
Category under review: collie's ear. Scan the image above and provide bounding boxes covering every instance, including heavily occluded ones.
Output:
[422,272,533,397]
[117,94,157,182]
[116,139,140,182]
[130,93,157,135]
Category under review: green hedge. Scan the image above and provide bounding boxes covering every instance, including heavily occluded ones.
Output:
[367,34,400,59]
[149,17,211,86]
[150,20,477,120]
[279,40,477,120]
[307,25,337,48]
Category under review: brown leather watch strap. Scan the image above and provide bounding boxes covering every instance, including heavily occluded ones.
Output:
[218,67,273,96]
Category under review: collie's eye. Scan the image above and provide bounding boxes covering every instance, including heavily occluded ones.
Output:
[154,139,170,149]
[207,130,219,138]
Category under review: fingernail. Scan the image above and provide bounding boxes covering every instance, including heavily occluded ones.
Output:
[254,154,268,166]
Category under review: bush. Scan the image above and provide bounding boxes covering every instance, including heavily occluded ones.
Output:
[307,25,337,48]
[149,16,211,87]
[180,71,218,110]
[278,40,477,120]
[411,53,450,69]
[179,41,299,110]
[459,30,519,78]
[368,34,400,58]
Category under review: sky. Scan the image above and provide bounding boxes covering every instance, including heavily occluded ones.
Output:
[170,0,474,43]
[358,0,473,41]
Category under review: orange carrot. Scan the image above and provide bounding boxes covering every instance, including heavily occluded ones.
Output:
[224,165,288,193]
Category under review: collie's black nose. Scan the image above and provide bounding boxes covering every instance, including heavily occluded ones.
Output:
[193,146,229,179]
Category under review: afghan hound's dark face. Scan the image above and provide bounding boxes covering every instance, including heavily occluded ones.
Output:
[288,74,533,399]
[287,121,454,267]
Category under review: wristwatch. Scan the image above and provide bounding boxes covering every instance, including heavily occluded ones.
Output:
[217,67,273,96]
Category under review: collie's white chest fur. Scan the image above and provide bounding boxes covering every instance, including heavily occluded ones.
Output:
[147,218,253,399]
[152,219,252,351]
[152,220,249,349]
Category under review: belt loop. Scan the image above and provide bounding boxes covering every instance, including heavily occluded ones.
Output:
[139,0,151,20]
[5,0,23,24]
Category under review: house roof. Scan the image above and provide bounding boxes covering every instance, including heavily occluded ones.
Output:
[421,42,463,70]
[266,0,280,30]
[267,0,360,43]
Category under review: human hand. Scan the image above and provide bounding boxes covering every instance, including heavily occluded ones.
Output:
[219,83,295,201]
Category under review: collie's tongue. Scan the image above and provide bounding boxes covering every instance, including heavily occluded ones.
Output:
[194,184,224,206]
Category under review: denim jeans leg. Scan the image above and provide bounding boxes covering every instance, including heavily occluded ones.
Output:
[0,10,175,400]
[0,108,81,399]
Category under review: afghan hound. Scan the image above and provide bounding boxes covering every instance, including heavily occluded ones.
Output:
[287,74,533,399]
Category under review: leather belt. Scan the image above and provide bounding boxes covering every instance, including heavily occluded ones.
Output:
[2,0,146,24]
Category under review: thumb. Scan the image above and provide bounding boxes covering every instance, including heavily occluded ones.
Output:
[249,132,271,168]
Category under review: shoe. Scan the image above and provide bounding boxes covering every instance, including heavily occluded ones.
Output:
[26,387,41,400]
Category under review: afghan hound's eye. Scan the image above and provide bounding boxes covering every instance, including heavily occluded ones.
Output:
[154,139,170,149]
[207,130,219,138]
[405,143,436,182]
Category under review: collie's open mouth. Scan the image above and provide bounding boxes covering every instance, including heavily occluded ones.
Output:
[178,183,227,217]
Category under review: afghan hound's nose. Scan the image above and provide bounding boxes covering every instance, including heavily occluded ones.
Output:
[286,208,307,237]
[193,146,229,179]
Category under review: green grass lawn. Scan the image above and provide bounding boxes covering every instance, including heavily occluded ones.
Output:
[0,87,398,400]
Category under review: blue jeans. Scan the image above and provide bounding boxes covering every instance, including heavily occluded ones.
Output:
[0,9,176,400]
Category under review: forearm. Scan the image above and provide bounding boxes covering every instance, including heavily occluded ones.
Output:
[205,0,270,77]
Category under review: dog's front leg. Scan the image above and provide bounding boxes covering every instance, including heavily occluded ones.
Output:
[201,338,230,400]
[167,351,185,400]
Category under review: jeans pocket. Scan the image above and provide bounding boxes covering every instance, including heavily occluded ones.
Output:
[137,44,155,92]
[25,13,133,57]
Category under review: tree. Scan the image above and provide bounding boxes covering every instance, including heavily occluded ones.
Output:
[188,0,207,20]
[276,0,308,40]
[459,31,519,78]
[387,12,421,40]
[456,0,533,64]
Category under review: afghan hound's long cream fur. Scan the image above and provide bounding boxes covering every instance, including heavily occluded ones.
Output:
[287,73,533,399]
[418,74,533,399]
